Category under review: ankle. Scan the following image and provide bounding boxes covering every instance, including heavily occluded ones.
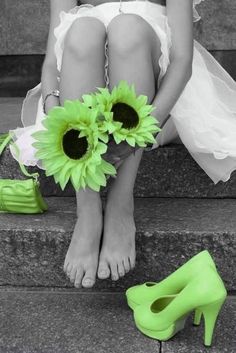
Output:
[76,187,101,205]
[77,193,102,215]
[107,191,134,214]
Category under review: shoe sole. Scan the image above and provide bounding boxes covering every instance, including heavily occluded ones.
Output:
[134,314,188,341]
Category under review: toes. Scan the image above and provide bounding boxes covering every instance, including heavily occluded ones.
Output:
[66,263,73,277]
[70,266,77,283]
[117,261,125,277]
[110,262,119,281]
[82,268,96,288]
[123,258,131,273]
[63,260,71,274]
[129,255,136,270]
[63,261,69,273]
[74,267,84,288]
[97,261,110,279]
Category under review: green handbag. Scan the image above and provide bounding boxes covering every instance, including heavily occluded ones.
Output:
[0,132,48,214]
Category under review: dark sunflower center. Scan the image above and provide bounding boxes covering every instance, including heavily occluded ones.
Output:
[62,129,88,160]
[111,102,139,129]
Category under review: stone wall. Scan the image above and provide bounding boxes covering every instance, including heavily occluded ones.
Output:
[0,0,235,96]
[0,0,236,55]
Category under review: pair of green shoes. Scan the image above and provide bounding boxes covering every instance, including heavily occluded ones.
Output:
[125,250,227,347]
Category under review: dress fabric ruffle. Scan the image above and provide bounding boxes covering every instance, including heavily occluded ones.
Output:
[9,0,236,184]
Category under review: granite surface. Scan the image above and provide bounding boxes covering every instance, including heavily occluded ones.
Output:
[0,197,235,290]
[0,0,236,55]
[0,56,44,97]
[0,98,24,133]
[0,290,160,353]
[162,297,236,353]
[0,289,235,353]
[0,0,50,55]
[1,139,236,198]
[194,0,236,50]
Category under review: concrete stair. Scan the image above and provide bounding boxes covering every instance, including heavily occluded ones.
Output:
[1,98,236,198]
[1,98,236,352]
[1,289,235,353]
[0,196,236,291]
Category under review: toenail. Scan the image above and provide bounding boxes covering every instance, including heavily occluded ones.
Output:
[83,278,92,285]
[99,270,107,276]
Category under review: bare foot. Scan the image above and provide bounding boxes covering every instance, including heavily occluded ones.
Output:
[63,194,103,288]
[97,191,136,281]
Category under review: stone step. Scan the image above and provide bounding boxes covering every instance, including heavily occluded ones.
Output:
[0,197,235,291]
[1,98,236,198]
[0,287,235,353]
[1,51,235,97]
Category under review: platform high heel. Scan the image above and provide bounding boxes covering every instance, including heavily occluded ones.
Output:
[133,293,191,340]
[126,250,217,310]
[133,266,227,347]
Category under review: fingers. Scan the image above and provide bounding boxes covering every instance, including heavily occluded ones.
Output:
[103,154,121,165]
[103,139,137,164]
[113,159,124,170]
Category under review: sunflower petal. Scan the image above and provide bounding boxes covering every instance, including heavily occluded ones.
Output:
[144,133,158,143]
[139,106,154,116]
[100,159,117,175]
[96,142,107,155]
[93,168,107,187]
[140,117,158,128]
[137,141,148,147]
[126,136,136,147]
[82,94,95,108]
[98,132,109,143]
[86,172,101,192]
[71,164,83,190]
[137,95,148,106]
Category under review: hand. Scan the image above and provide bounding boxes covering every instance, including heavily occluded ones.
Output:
[102,136,141,170]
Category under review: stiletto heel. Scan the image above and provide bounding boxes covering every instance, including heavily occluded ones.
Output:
[133,267,227,346]
[199,297,226,346]
[193,308,202,326]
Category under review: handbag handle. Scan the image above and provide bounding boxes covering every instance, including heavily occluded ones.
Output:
[0,132,39,181]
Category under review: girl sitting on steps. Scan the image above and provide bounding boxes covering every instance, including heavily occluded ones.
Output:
[9,0,236,288]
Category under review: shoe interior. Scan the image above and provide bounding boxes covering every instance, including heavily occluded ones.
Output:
[145,282,156,287]
[150,296,176,313]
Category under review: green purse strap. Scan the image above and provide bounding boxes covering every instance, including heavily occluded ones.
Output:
[0,132,39,181]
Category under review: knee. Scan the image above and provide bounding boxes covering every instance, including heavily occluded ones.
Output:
[107,14,148,57]
[64,17,106,59]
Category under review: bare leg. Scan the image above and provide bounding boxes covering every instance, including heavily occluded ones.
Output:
[97,14,162,280]
[60,17,107,101]
[60,17,107,288]
[98,148,144,280]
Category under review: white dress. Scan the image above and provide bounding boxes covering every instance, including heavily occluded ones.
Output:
[9,0,236,184]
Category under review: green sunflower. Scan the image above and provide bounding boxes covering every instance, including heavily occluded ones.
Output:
[82,80,161,148]
[31,99,116,192]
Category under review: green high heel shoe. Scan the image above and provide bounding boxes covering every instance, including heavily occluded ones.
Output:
[126,250,217,310]
[133,266,227,347]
